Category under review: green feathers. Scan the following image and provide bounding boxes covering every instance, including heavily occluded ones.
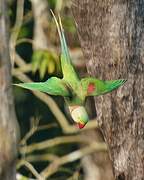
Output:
[51,10,79,88]
[14,10,127,102]
[14,77,70,96]
[50,10,71,64]
[14,11,127,129]
[81,78,127,96]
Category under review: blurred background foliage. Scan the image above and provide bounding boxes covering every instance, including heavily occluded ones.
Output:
[11,0,85,179]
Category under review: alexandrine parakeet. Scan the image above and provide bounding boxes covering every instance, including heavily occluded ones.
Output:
[15,11,126,129]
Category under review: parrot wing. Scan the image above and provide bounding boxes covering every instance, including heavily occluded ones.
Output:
[51,10,79,89]
[14,77,70,96]
[81,77,127,97]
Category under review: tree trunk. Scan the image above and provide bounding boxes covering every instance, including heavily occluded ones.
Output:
[72,1,144,180]
[0,0,19,179]
[31,0,50,50]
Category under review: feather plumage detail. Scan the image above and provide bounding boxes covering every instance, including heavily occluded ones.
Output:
[14,11,127,129]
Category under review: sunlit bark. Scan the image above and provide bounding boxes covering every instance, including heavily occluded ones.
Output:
[72,0,144,179]
[0,0,19,179]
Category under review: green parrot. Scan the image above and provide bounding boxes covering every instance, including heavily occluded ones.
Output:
[15,11,126,129]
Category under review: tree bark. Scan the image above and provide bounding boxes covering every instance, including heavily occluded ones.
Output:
[31,0,50,50]
[72,1,144,180]
[0,0,19,179]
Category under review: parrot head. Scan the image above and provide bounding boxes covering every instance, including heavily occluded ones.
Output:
[68,105,89,129]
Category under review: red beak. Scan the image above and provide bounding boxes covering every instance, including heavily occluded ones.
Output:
[77,122,86,129]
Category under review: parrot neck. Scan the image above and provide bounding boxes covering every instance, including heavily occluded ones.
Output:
[68,105,89,124]
[68,105,79,114]
[68,105,81,123]
[65,95,84,106]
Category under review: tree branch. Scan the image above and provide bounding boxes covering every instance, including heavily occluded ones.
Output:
[17,160,43,180]
[9,0,24,66]
[19,135,90,154]
[40,142,107,178]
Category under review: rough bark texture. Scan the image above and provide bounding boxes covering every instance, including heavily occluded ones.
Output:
[31,0,50,50]
[72,1,144,180]
[0,0,19,179]
[81,130,114,180]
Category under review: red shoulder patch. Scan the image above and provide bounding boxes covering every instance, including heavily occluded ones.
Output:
[87,83,95,94]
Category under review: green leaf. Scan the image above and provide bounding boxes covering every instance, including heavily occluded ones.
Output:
[32,50,43,73]
[48,59,55,74]
[18,26,30,39]
[31,50,60,78]
[39,58,48,79]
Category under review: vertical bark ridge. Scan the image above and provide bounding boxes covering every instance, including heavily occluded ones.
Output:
[72,1,144,179]
[0,0,19,179]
